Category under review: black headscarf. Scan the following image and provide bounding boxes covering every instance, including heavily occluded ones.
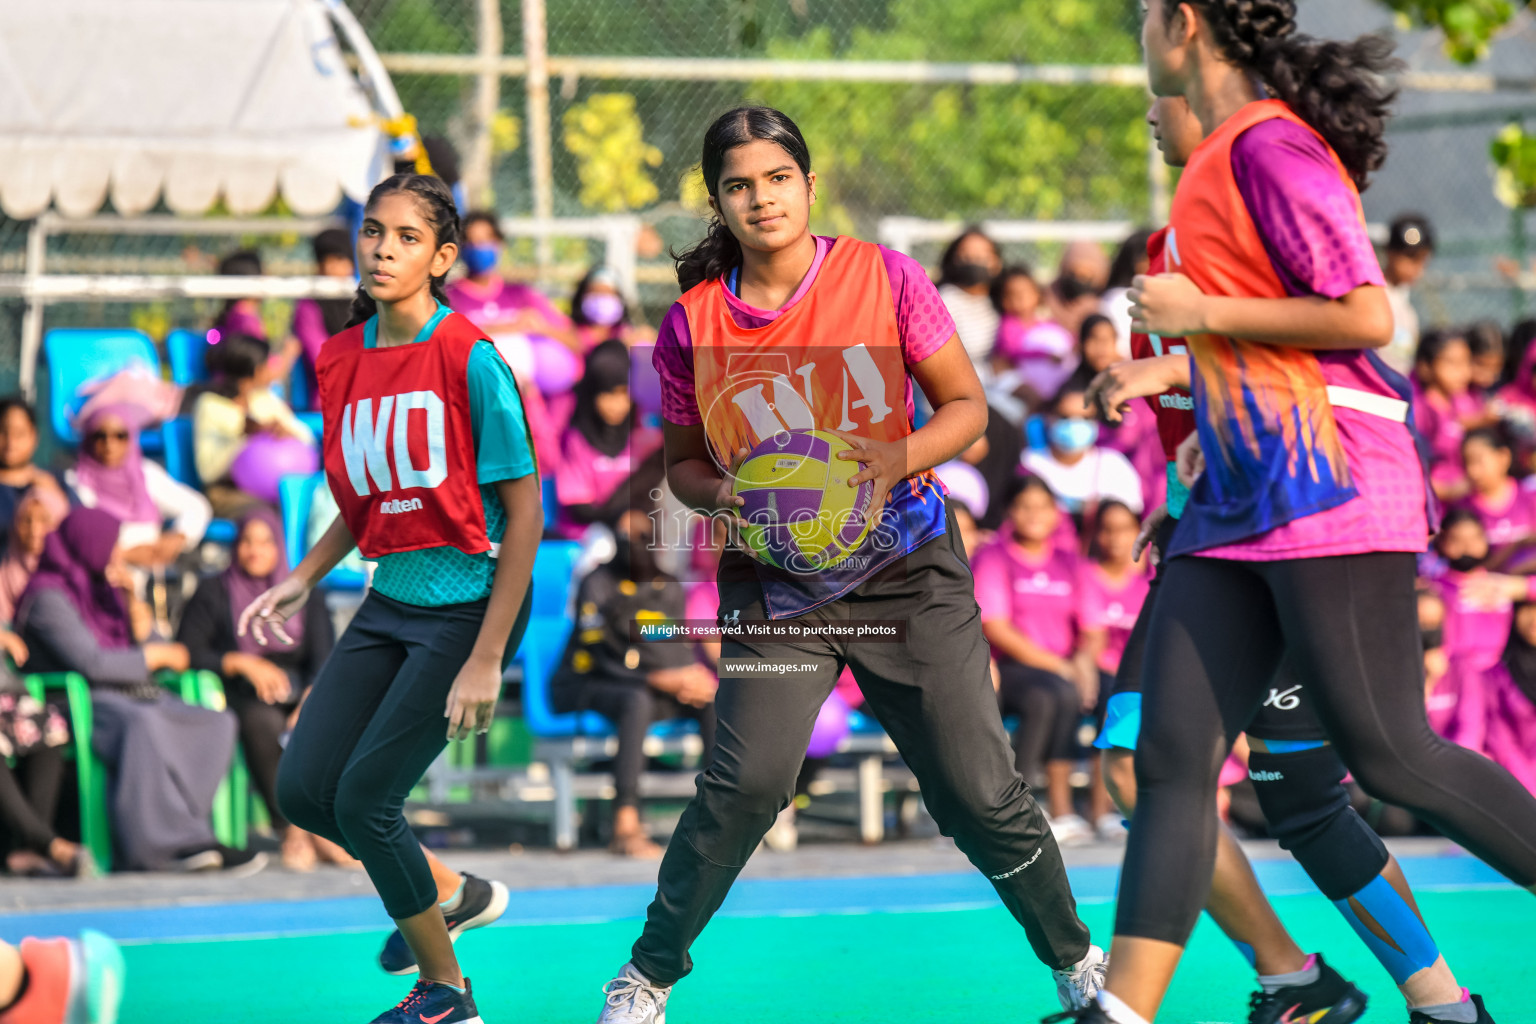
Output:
[570,339,634,458]
[1503,605,1536,706]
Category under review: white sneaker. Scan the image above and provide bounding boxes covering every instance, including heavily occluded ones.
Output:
[1095,813,1128,842]
[763,805,799,852]
[1050,813,1095,847]
[597,962,671,1023]
[1053,943,1109,1009]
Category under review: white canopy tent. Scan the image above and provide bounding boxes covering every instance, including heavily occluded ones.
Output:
[0,0,409,394]
[0,0,396,219]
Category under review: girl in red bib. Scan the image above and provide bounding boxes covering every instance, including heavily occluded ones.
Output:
[590,107,1104,1024]
[238,174,541,1024]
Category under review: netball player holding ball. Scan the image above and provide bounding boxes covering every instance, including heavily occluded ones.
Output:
[589,106,1104,1023]
[239,173,541,1024]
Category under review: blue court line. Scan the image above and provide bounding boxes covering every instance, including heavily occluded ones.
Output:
[0,855,1513,946]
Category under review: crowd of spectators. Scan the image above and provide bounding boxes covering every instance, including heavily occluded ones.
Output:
[4,204,1533,874]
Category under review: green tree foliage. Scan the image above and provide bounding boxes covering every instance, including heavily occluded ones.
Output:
[1492,123,1536,209]
[562,94,665,211]
[1379,0,1525,63]
[748,0,1150,229]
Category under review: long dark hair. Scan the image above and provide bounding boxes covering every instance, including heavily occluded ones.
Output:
[344,174,462,328]
[673,107,813,294]
[938,227,1001,288]
[1169,0,1400,189]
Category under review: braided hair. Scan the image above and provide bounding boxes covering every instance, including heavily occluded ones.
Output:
[344,173,462,328]
[1169,0,1400,189]
[673,107,813,294]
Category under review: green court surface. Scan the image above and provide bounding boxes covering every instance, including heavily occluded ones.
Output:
[114,887,1530,1023]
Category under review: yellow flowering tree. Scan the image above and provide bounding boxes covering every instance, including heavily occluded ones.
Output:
[562,93,664,213]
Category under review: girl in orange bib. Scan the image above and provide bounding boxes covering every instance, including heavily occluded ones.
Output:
[591,107,1105,1023]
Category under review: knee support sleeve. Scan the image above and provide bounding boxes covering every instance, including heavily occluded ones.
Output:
[1248,745,1388,900]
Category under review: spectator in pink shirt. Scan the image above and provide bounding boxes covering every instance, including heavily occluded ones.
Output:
[972,474,1105,846]
[1414,328,1489,502]
[1429,511,1536,755]
[571,267,655,350]
[1457,429,1536,570]
[210,250,303,390]
[1078,500,1148,836]
[445,211,582,399]
[554,340,664,540]
[1067,315,1165,511]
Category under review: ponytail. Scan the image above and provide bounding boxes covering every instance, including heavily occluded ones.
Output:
[673,220,743,295]
[343,172,462,328]
[1177,0,1401,189]
[672,106,812,294]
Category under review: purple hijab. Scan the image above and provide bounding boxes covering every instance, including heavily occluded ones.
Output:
[19,507,133,650]
[225,507,303,655]
[73,404,160,527]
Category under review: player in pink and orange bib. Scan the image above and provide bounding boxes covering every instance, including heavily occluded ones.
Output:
[591,106,1106,1023]
[1065,4,1536,1024]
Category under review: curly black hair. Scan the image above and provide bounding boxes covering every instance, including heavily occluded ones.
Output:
[1168,0,1401,190]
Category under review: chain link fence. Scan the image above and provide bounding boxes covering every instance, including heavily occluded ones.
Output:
[2,0,1534,399]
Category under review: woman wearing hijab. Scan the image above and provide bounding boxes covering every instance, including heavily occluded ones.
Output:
[553,339,664,540]
[67,404,211,570]
[176,509,336,870]
[13,508,260,874]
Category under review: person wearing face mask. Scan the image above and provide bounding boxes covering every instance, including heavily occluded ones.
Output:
[1022,384,1144,519]
[936,228,1004,381]
[1428,511,1536,758]
[445,210,582,395]
[571,267,655,349]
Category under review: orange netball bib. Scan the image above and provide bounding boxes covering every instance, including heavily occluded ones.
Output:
[676,237,946,617]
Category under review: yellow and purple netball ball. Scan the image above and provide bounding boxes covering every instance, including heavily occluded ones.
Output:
[730,429,875,573]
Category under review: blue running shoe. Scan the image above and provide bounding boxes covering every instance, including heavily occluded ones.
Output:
[379,874,509,975]
[369,978,481,1024]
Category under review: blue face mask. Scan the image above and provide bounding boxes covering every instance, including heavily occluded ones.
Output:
[1049,417,1099,453]
[463,242,501,277]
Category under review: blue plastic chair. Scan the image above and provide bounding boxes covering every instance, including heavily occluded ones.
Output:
[540,477,557,532]
[518,540,611,738]
[43,328,163,452]
[158,418,236,545]
[277,473,366,590]
[165,328,212,386]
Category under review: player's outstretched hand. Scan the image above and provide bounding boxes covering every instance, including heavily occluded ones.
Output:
[833,431,906,519]
[1087,356,1187,424]
[1129,272,1207,337]
[237,575,312,648]
[445,651,503,741]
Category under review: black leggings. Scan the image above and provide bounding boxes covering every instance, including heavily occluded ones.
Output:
[997,663,1078,782]
[277,591,503,920]
[563,679,717,809]
[0,746,63,854]
[1119,551,1536,944]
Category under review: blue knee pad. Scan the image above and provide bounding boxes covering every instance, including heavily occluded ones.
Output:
[1248,745,1388,900]
[1334,874,1442,984]
[1094,692,1141,751]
